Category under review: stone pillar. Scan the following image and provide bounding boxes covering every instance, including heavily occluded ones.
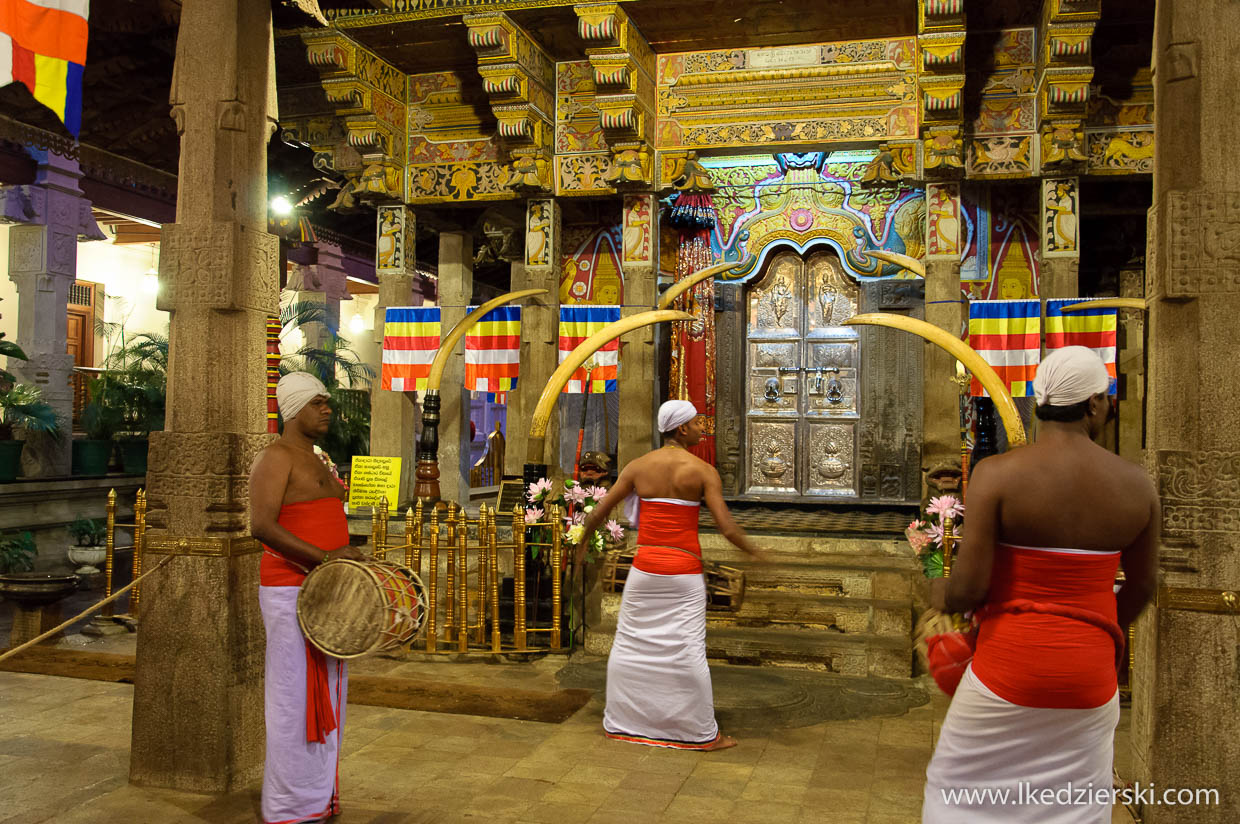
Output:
[436,230,473,505]
[506,198,561,478]
[618,193,658,468]
[1038,176,1080,300]
[370,205,419,503]
[130,0,278,792]
[922,182,963,485]
[1,150,104,477]
[1116,266,1145,463]
[1133,4,1240,821]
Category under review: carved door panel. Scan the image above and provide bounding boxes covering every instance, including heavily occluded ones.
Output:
[744,250,860,499]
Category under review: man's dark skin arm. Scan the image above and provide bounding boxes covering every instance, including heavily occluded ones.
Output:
[931,457,1000,614]
[249,448,360,568]
[1116,489,1159,627]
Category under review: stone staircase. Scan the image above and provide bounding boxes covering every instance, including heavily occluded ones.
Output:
[587,532,922,679]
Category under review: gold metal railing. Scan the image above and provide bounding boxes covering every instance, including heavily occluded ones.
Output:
[369,497,570,654]
[103,487,147,619]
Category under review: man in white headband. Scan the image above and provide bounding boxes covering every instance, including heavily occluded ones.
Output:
[575,399,766,752]
[923,346,1159,823]
[250,372,364,823]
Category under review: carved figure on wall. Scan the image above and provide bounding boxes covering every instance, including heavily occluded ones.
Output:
[622,196,652,263]
[526,201,550,266]
[1043,179,1078,255]
[927,184,961,257]
[1040,124,1088,167]
[769,276,793,326]
[376,207,402,271]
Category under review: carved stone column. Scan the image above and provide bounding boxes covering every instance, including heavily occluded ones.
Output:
[1116,266,1144,463]
[922,182,964,486]
[618,193,657,468]
[436,230,473,504]
[129,0,278,792]
[1132,4,1240,821]
[1,150,104,477]
[370,205,419,503]
[1038,176,1080,300]
[507,198,561,479]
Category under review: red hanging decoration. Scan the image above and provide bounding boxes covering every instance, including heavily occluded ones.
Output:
[668,193,718,465]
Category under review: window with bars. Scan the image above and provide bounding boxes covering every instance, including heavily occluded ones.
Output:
[69,282,94,308]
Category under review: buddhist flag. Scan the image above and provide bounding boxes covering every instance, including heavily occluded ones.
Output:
[465,305,520,395]
[0,1,89,136]
[381,307,440,392]
[968,300,1041,398]
[1045,298,1118,395]
[558,305,619,393]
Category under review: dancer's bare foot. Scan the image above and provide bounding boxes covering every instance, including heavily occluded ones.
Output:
[703,733,738,751]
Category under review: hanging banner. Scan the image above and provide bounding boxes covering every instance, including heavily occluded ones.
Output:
[1045,298,1118,395]
[967,300,1041,398]
[381,306,440,392]
[558,305,620,393]
[465,305,521,395]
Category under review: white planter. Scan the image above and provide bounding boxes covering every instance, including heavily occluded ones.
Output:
[67,545,107,575]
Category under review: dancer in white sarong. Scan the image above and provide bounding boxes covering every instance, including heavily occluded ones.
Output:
[250,373,366,823]
[923,347,1159,823]
[576,400,767,750]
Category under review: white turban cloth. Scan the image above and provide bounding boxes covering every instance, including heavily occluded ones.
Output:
[1032,346,1109,406]
[277,372,328,422]
[658,399,699,434]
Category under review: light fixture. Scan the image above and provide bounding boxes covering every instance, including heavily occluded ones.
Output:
[270,195,293,216]
[349,313,365,335]
[143,243,159,295]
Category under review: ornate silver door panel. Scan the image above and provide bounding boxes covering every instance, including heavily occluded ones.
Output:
[744,251,860,499]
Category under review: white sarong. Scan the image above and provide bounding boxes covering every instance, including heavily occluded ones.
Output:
[603,567,719,748]
[260,585,348,824]
[923,664,1119,823]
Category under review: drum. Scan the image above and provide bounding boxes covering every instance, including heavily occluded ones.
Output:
[601,550,745,613]
[297,559,427,659]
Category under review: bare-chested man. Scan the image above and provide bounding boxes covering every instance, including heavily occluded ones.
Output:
[923,346,1159,823]
[250,372,364,824]
[576,399,766,751]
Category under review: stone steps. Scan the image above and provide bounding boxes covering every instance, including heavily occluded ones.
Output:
[586,531,920,678]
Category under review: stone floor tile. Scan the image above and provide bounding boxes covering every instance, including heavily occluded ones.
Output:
[690,760,756,782]
[806,766,875,792]
[663,795,735,819]
[521,801,599,824]
[601,787,676,815]
[739,778,808,805]
[560,763,629,789]
[729,799,803,823]
[540,780,607,808]
[749,763,814,786]
[677,775,748,801]
[617,769,687,795]
[877,718,934,750]
[873,745,931,778]
[802,786,871,812]
[503,757,576,783]
[798,802,867,824]
[586,808,660,824]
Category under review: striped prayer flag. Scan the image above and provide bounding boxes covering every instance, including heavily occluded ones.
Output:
[465,305,520,395]
[0,1,89,136]
[968,300,1041,398]
[382,306,440,392]
[1045,299,1118,395]
[558,305,619,393]
[266,316,281,433]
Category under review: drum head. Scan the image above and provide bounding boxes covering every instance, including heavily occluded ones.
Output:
[297,560,384,658]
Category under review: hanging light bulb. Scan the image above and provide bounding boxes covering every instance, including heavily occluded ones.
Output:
[270,195,293,216]
[349,313,365,335]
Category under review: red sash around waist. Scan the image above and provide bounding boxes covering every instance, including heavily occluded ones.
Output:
[633,499,702,575]
[971,544,1122,709]
[259,497,349,587]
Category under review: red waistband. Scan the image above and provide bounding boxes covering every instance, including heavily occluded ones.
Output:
[260,497,349,587]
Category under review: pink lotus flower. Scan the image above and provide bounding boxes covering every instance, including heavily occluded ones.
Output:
[605,520,625,541]
[524,507,544,524]
[587,486,609,503]
[905,527,931,554]
[526,478,553,502]
[927,495,964,521]
[927,522,945,548]
[563,512,585,528]
[563,484,589,505]
[908,519,926,531]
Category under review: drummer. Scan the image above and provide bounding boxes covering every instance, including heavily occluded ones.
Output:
[574,400,767,750]
[250,372,365,824]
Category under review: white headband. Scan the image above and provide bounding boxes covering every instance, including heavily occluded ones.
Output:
[1033,346,1109,406]
[277,372,328,422]
[658,399,698,433]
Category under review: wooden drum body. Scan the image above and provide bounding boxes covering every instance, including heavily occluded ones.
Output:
[297,559,427,659]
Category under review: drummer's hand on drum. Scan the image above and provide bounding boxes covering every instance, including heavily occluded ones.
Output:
[332,546,367,563]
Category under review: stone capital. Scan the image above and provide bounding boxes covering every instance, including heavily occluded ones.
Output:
[157,222,280,314]
[1147,190,1240,299]
[1149,448,1240,547]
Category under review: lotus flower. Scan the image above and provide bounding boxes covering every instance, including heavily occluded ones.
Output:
[566,524,585,545]
[588,486,609,503]
[526,478,553,502]
[905,527,931,554]
[927,522,945,548]
[605,520,625,541]
[563,484,589,505]
[524,507,544,524]
[927,495,964,521]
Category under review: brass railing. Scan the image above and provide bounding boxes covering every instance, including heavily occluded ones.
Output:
[103,487,147,619]
[369,497,571,654]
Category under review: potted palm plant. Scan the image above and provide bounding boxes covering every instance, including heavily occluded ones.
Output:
[76,375,124,476]
[0,332,62,482]
[107,332,166,474]
[66,516,108,575]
